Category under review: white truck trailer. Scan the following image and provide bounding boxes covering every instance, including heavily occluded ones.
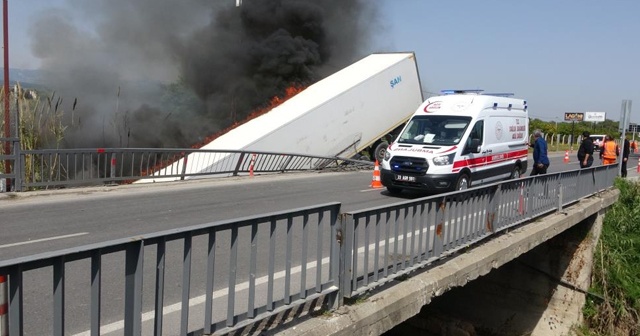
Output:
[142,52,424,182]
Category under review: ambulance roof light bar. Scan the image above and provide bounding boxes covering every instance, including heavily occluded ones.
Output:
[440,89,484,95]
[482,93,515,97]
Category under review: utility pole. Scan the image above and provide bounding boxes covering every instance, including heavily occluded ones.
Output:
[618,100,632,176]
[3,0,10,191]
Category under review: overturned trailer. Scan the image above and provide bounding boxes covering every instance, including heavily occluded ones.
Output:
[141,52,424,182]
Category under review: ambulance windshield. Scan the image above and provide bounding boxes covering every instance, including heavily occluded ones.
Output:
[398,115,472,146]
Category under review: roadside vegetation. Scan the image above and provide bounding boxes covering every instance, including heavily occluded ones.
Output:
[0,84,68,183]
[579,178,640,335]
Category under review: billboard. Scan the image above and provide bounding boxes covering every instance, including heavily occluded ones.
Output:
[564,112,584,122]
[584,111,606,122]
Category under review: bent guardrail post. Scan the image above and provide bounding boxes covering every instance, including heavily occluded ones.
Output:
[279,155,294,173]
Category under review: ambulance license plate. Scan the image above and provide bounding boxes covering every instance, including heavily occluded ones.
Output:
[395,174,416,182]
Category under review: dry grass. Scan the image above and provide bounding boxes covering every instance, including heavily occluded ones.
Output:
[0,83,71,185]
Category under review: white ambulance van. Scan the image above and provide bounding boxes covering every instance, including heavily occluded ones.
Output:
[380,90,529,194]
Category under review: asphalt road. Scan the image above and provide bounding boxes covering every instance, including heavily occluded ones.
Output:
[2,151,634,259]
[0,151,636,335]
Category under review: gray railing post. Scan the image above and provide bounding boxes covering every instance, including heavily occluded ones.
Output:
[8,265,23,336]
[327,210,345,309]
[485,185,502,233]
[233,152,246,176]
[13,139,22,191]
[124,241,144,336]
[557,178,563,213]
[340,213,354,301]
[279,155,294,173]
[433,197,446,257]
[180,152,188,181]
[109,153,116,182]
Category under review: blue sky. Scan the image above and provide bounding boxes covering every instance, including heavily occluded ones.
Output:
[6,0,640,123]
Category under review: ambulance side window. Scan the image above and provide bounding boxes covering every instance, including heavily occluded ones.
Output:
[464,121,484,153]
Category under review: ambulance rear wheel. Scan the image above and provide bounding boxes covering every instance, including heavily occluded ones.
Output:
[510,165,522,179]
[455,174,470,191]
[386,186,403,195]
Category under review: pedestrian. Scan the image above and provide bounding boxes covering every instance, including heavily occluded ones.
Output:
[621,136,630,177]
[577,131,594,168]
[599,135,619,165]
[529,129,550,175]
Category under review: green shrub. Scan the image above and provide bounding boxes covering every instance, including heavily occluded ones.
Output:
[582,178,640,335]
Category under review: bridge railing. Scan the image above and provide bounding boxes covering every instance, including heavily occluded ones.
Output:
[0,202,341,336]
[339,164,618,299]
[0,165,618,336]
[0,137,21,191]
[12,148,372,190]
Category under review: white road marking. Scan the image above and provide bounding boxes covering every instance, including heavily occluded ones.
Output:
[0,232,89,249]
[360,188,385,192]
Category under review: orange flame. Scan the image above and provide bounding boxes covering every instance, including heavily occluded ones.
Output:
[191,84,306,149]
[128,85,306,183]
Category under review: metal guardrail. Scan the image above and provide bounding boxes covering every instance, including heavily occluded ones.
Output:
[338,164,618,299]
[9,148,372,191]
[0,203,341,336]
[0,137,21,191]
[0,164,618,335]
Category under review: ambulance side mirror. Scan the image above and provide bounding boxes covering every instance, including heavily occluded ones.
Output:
[468,138,481,154]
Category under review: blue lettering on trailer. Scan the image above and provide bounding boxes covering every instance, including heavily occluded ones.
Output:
[390,76,402,89]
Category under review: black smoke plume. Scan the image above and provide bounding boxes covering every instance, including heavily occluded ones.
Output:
[29,0,379,148]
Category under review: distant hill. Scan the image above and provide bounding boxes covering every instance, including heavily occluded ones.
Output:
[0,68,43,85]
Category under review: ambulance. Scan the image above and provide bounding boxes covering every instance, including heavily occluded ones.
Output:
[380,90,529,194]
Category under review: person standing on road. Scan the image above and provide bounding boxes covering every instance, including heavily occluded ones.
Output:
[529,129,550,175]
[600,135,619,165]
[621,136,630,177]
[577,131,594,168]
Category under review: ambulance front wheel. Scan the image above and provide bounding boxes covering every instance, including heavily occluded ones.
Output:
[455,174,470,191]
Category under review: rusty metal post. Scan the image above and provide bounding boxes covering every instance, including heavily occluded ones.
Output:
[3,0,10,191]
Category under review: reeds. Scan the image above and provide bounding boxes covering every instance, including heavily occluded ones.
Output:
[0,83,73,186]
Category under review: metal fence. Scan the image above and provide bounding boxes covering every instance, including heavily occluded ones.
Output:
[0,203,341,336]
[0,137,21,192]
[0,164,618,335]
[5,148,372,191]
[338,164,618,299]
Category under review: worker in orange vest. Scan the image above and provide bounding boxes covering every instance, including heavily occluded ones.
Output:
[599,135,619,165]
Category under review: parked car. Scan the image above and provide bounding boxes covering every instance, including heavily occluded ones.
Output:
[591,134,605,152]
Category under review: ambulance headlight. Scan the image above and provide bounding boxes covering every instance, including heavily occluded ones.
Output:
[432,153,456,166]
[384,150,391,161]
